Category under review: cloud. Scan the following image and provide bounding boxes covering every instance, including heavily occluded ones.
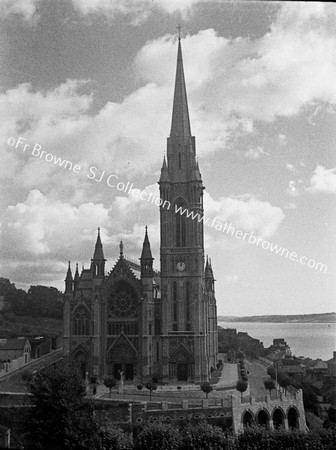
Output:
[245,146,269,160]
[71,0,199,21]
[0,0,39,20]
[308,165,336,194]
[0,184,162,287]
[204,192,285,239]
[286,163,298,173]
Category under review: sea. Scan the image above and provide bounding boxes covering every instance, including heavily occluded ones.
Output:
[218,321,336,361]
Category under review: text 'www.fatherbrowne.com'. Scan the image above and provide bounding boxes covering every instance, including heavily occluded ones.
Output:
[174,204,328,274]
[7,135,327,274]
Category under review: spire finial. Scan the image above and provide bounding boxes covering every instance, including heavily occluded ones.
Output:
[177,24,182,40]
[98,227,100,237]
[145,225,148,233]
[120,240,124,258]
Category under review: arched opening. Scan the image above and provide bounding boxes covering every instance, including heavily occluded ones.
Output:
[169,344,194,381]
[107,337,137,381]
[257,410,269,428]
[273,408,285,429]
[73,350,88,379]
[73,305,90,335]
[287,407,299,429]
[242,411,254,428]
[175,198,187,247]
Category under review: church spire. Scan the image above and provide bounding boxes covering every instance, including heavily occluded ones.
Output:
[65,261,73,293]
[93,227,104,260]
[91,227,106,278]
[74,263,80,291]
[170,36,191,138]
[140,226,154,277]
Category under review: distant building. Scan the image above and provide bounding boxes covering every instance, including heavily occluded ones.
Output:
[0,338,31,373]
[218,327,264,359]
[278,357,306,383]
[326,351,336,377]
[28,336,52,359]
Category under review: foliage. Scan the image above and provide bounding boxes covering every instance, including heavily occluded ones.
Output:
[267,365,276,380]
[0,277,63,319]
[295,381,318,411]
[134,421,181,450]
[104,377,117,398]
[99,424,133,450]
[25,360,100,449]
[200,381,213,399]
[145,381,158,400]
[236,425,336,450]
[264,379,275,395]
[278,373,291,393]
[181,421,227,450]
[236,380,248,400]
[21,369,33,383]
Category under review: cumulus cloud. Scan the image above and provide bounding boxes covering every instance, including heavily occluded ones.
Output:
[0,0,39,20]
[308,165,336,194]
[0,184,162,286]
[204,192,285,239]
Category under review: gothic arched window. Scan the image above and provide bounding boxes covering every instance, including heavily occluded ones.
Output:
[175,198,186,247]
[73,305,89,335]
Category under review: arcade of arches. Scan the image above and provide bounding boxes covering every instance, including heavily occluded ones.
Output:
[242,406,300,431]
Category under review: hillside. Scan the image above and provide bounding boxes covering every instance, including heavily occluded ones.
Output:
[218,312,336,323]
[0,314,63,338]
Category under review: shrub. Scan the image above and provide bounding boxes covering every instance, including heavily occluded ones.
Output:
[181,421,227,450]
[200,382,213,399]
[104,377,117,398]
[100,425,133,450]
[134,422,181,450]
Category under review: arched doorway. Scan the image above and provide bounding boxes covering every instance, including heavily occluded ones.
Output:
[257,409,270,428]
[73,350,88,379]
[107,336,137,381]
[242,411,254,427]
[273,408,285,429]
[169,344,194,381]
[287,407,299,429]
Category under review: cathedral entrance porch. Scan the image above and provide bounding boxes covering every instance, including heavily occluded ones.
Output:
[112,363,134,381]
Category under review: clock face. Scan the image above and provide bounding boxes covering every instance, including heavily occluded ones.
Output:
[176,261,186,272]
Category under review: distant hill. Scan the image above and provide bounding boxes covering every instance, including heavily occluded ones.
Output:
[218,312,336,323]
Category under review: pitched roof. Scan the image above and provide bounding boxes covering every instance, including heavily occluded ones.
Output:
[0,338,28,350]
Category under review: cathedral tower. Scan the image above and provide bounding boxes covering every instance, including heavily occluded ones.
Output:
[158,36,217,382]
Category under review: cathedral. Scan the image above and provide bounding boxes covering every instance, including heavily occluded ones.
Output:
[63,36,218,383]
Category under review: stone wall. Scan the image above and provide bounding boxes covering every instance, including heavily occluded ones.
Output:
[232,390,307,433]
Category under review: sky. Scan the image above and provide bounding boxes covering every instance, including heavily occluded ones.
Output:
[0,0,335,316]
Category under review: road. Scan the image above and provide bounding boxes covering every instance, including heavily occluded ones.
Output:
[245,358,269,398]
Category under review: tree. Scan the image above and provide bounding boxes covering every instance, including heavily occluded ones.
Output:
[278,373,291,395]
[25,360,100,449]
[264,379,275,396]
[236,380,248,400]
[145,381,157,401]
[104,377,117,398]
[267,365,276,380]
[200,381,213,399]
